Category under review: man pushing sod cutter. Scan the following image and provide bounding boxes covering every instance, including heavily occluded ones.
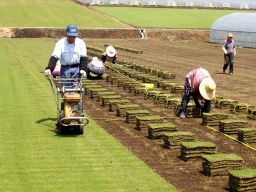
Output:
[44,24,89,134]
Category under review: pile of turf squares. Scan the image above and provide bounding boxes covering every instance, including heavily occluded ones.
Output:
[228,169,256,192]
[180,141,216,161]
[237,127,256,143]
[148,123,178,139]
[163,132,195,149]
[201,112,228,126]
[219,119,248,134]
[136,116,163,131]
[202,153,243,176]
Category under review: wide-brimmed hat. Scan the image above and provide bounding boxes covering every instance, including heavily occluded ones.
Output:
[106,46,116,57]
[66,24,78,36]
[227,33,233,38]
[199,78,216,100]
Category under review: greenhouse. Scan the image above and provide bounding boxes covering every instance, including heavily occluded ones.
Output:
[77,0,256,8]
[209,13,256,48]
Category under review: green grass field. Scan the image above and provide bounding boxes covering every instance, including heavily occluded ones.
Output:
[91,7,256,28]
[0,38,178,191]
[0,0,128,28]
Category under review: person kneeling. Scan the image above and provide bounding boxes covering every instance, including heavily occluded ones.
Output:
[87,57,105,79]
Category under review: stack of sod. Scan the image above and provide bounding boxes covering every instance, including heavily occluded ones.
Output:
[171,85,184,94]
[151,68,161,76]
[123,81,140,90]
[109,76,124,86]
[237,127,256,143]
[97,92,117,102]
[154,94,172,104]
[134,87,151,96]
[157,80,173,88]
[163,132,195,149]
[108,99,131,112]
[128,71,139,78]
[202,112,229,126]
[215,99,238,109]
[165,98,181,109]
[163,83,178,91]
[128,83,144,93]
[137,73,151,81]
[83,84,102,95]
[247,107,256,120]
[89,88,109,98]
[148,77,161,87]
[101,95,122,106]
[116,104,140,117]
[117,78,127,87]
[228,169,256,192]
[174,103,198,117]
[202,154,243,176]
[144,91,163,100]
[148,123,178,139]
[230,103,252,114]
[161,72,176,79]
[185,106,201,118]
[180,142,217,161]
[219,119,248,134]
[126,110,151,124]
[213,95,224,104]
[136,116,163,131]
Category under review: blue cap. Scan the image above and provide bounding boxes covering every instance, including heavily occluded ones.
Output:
[66,24,78,36]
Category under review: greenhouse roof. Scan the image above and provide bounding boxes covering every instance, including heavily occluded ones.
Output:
[211,13,256,32]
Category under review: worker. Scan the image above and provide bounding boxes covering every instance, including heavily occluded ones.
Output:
[87,57,105,79]
[101,46,118,64]
[179,67,216,119]
[222,33,236,75]
[44,24,88,81]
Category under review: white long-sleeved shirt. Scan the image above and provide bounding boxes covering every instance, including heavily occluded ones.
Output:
[51,37,87,65]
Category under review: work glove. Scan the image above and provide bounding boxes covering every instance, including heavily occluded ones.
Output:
[80,70,87,77]
[44,69,51,77]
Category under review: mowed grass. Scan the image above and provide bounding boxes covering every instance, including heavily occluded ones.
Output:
[0,38,178,191]
[92,7,256,28]
[0,0,129,28]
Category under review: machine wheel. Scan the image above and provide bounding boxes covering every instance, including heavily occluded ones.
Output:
[76,125,84,134]
[57,124,67,135]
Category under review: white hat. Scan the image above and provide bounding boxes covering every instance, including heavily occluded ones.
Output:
[92,57,99,61]
[199,78,216,100]
[106,46,116,57]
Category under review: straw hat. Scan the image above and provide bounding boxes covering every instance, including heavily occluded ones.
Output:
[106,46,116,57]
[199,78,216,100]
[92,57,99,61]
[227,33,233,38]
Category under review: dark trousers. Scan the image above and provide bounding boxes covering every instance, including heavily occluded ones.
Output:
[223,54,234,73]
[101,55,117,64]
[180,78,211,113]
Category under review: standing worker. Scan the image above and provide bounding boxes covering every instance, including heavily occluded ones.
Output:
[179,67,216,119]
[222,33,236,75]
[44,24,88,79]
[101,46,118,64]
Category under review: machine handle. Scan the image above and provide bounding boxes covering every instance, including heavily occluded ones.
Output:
[60,117,89,126]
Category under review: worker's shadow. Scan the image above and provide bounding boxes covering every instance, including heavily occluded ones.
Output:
[35,118,57,128]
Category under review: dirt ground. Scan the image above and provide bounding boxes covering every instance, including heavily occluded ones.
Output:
[83,39,256,192]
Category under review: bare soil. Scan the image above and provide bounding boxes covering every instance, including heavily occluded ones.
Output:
[83,39,256,192]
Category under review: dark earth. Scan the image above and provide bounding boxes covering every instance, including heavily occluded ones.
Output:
[82,39,256,192]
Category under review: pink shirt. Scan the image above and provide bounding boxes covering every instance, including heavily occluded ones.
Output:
[186,67,212,92]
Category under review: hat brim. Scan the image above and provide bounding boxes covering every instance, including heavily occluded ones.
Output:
[106,46,116,57]
[199,78,216,100]
[106,52,116,57]
[67,32,78,36]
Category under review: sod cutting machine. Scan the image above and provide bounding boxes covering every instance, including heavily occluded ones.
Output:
[48,76,89,134]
